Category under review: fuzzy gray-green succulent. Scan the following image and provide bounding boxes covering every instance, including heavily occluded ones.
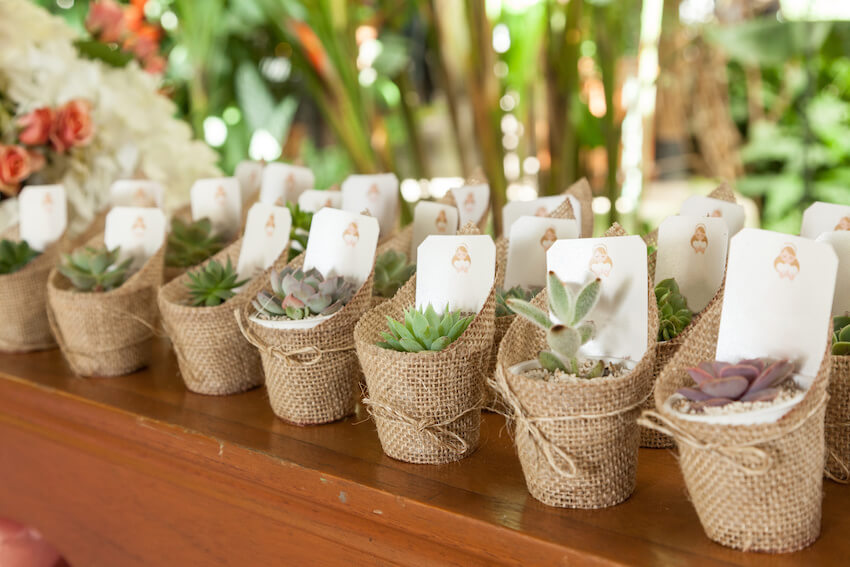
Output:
[507,271,602,378]
[252,266,357,320]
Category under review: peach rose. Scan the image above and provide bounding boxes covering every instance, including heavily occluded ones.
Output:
[50,100,94,153]
[0,146,33,197]
[85,0,126,44]
[16,108,54,146]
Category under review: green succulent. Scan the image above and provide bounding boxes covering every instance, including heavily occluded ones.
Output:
[252,266,356,320]
[374,250,416,298]
[508,272,602,378]
[496,285,538,317]
[833,316,850,356]
[185,258,248,307]
[0,239,40,275]
[58,246,133,292]
[655,278,693,342]
[165,217,227,268]
[287,202,313,261]
[377,304,474,353]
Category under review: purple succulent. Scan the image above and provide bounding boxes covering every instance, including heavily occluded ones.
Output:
[677,358,794,409]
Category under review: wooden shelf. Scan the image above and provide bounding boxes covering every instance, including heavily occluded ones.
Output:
[0,340,847,566]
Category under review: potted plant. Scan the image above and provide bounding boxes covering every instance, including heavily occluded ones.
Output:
[163,216,227,283]
[372,249,416,306]
[158,239,284,395]
[825,315,850,480]
[495,268,658,508]
[47,238,164,376]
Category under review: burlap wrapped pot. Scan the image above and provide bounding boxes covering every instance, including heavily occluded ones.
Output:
[492,267,659,509]
[639,297,831,553]
[824,355,850,481]
[47,234,164,377]
[158,238,288,395]
[236,254,374,425]
[0,225,63,352]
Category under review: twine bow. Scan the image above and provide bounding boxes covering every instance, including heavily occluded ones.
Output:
[235,309,354,366]
[361,395,483,455]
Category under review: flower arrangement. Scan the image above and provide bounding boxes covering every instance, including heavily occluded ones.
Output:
[0,0,219,231]
[83,0,167,74]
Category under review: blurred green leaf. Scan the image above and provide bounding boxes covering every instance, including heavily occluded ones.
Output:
[373,34,411,77]
[74,40,133,68]
[706,20,832,66]
[235,61,275,132]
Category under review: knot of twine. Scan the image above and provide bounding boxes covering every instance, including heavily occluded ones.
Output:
[638,393,828,477]
[361,395,483,455]
[235,309,353,366]
[489,364,651,480]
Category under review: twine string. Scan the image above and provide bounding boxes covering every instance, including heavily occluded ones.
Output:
[235,309,353,366]
[825,449,850,484]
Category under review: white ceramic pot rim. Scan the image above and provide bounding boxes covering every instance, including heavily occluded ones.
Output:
[248,312,335,330]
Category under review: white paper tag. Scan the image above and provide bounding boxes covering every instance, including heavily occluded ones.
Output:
[717,229,837,381]
[109,180,164,209]
[297,189,342,213]
[104,206,166,271]
[190,177,242,238]
[503,216,579,290]
[451,184,489,227]
[416,235,495,314]
[341,173,399,236]
[680,195,745,237]
[654,216,729,312]
[259,163,314,206]
[816,231,850,318]
[236,203,292,281]
[547,236,648,361]
[18,184,67,252]
[235,160,264,204]
[800,201,850,240]
[411,201,459,262]
[303,208,379,286]
[502,195,568,238]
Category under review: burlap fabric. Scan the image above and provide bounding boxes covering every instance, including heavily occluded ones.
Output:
[0,226,62,352]
[640,297,831,553]
[564,177,593,238]
[47,234,164,376]
[237,253,374,425]
[354,223,496,464]
[825,355,850,481]
[158,238,288,395]
[492,252,659,509]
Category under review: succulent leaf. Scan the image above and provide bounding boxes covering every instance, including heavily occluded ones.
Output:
[376,305,474,353]
[253,267,357,320]
[506,298,552,329]
[185,258,247,307]
[0,239,40,275]
[59,246,132,292]
[546,271,573,324]
[539,351,567,372]
[373,250,416,298]
[572,278,601,325]
[547,325,581,360]
[165,217,227,268]
[655,278,693,342]
[677,358,795,410]
[495,285,538,317]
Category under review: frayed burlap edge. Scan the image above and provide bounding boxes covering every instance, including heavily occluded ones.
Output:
[158,238,288,395]
[640,296,831,553]
[491,223,659,508]
[354,222,496,464]
[47,233,164,377]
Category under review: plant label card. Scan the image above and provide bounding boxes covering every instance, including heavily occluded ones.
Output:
[235,160,264,204]
[297,189,342,213]
[415,235,495,314]
[501,195,572,237]
[259,163,314,206]
[236,203,292,281]
[341,173,399,237]
[104,207,166,271]
[800,201,850,239]
[547,236,648,361]
[190,177,242,239]
[411,201,459,262]
[679,195,745,237]
[109,180,164,209]
[303,208,379,286]
[717,229,837,382]
[654,216,729,312]
[18,184,67,252]
[816,231,850,318]
[503,216,579,290]
[451,184,489,227]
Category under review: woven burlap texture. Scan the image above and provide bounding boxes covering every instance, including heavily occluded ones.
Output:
[493,227,658,509]
[47,234,164,377]
[0,225,63,352]
[355,223,496,464]
[238,252,374,425]
[641,295,831,553]
[158,238,288,395]
[825,355,850,481]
